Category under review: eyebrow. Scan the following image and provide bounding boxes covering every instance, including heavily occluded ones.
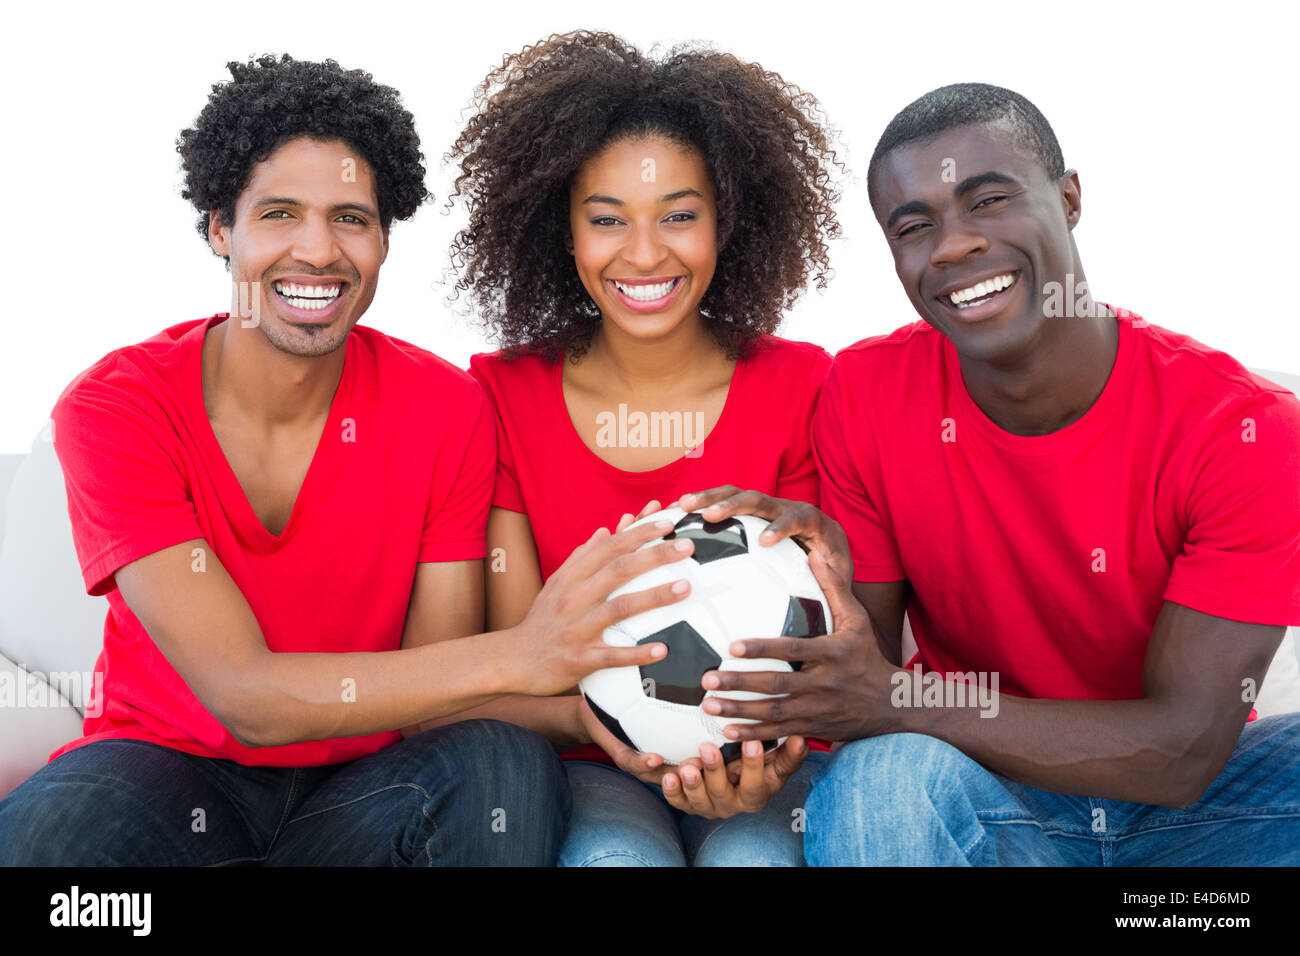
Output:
[953,171,1019,198]
[582,188,705,205]
[250,197,380,218]
[885,171,1022,230]
[886,200,928,231]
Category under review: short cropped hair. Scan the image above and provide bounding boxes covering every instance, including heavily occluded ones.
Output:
[868,82,1065,207]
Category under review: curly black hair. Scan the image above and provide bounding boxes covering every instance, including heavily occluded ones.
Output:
[445,31,842,361]
[178,54,429,261]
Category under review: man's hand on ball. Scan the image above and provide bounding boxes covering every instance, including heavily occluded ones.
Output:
[699,549,897,742]
[676,486,853,582]
[509,518,694,697]
[575,698,671,786]
[661,738,807,819]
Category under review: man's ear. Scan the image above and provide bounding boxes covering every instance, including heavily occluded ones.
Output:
[207,210,231,261]
[1060,170,1082,231]
[380,223,390,264]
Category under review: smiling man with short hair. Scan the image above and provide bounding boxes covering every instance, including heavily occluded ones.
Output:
[684,82,1300,866]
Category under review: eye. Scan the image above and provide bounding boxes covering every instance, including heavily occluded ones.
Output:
[973,195,1007,210]
[590,216,622,227]
[338,214,365,224]
[664,212,696,223]
[261,210,291,219]
[896,221,928,238]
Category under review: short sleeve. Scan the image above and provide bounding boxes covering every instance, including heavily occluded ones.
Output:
[811,358,906,583]
[417,383,496,563]
[1163,391,1300,625]
[774,347,833,507]
[51,380,205,597]
[467,355,526,514]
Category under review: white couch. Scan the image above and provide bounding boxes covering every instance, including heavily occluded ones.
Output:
[2,371,1300,803]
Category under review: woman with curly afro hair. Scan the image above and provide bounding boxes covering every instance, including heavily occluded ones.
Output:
[445,31,843,866]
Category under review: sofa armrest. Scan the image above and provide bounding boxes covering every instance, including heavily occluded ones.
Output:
[0,648,83,801]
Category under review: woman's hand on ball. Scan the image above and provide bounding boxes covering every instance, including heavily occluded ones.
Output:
[675,486,853,582]
[509,519,694,696]
[576,698,671,785]
[661,737,807,819]
[613,499,664,533]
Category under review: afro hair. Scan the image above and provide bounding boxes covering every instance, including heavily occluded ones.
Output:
[178,54,429,261]
[445,31,843,361]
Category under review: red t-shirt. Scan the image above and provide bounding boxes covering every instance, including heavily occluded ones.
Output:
[49,314,495,766]
[469,335,832,760]
[813,311,1300,702]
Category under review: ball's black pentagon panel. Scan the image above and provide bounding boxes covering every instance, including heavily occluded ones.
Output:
[781,596,827,638]
[720,739,780,762]
[585,694,636,750]
[782,596,827,671]
[637,621,722,706]
[666,512,749,564]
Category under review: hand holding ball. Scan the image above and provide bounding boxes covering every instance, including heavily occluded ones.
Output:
[579,507,832,765]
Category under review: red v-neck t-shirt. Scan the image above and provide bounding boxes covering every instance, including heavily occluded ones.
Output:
[813,311,1300,702]
[48,314,495,766]
[470,335,832,762]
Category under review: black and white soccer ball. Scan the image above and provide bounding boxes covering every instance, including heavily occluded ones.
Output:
[579,507,832,765]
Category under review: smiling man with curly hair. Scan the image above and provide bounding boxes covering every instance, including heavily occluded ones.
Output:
[0,53,693,866]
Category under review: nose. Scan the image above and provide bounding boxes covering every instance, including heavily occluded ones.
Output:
[290,212,343,268]
[929,216,988,268]
[624,221,668,272]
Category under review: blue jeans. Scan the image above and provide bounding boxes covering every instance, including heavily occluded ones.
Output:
[559,749,829,866]
[0,719,569,866]
[804,712,1300,865]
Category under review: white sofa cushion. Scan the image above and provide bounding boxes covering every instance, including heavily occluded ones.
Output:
[0,429,107,712]
[0,647,84,800]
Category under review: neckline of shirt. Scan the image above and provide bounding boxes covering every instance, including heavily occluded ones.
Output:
[550,345,749,482]
[185,314,355,548]
[943,309,1136,458]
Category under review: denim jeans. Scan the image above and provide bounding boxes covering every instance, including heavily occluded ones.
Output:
[559,749,829,866]
[0,719,569,866]
[804,712,1300,866]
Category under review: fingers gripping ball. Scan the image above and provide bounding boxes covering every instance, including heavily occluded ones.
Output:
[579,508,832,765]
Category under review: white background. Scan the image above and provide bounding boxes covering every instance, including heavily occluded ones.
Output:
[1,0,1296,452]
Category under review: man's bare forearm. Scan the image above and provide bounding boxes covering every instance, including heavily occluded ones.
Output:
[229,628,522,747]
[886,679,1240,808]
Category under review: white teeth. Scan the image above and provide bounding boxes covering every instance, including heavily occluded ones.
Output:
[948,272,1016,306]
[613,278,677,302]
[284,297,327,310]
[274,281,341,301]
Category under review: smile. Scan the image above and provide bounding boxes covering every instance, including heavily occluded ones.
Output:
[606,276,686,313]
[945,272,1017,309]
[273,280,343,311]
[610,277,682,302]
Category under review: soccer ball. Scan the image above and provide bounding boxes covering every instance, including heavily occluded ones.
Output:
[578,507,832,765]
